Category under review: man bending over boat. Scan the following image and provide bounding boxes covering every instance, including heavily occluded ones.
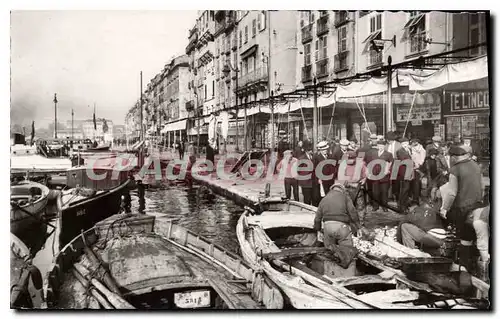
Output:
[313,182,361,276]
[397,191,447,255]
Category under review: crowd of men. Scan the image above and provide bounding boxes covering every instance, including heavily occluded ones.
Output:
[278,132,489,282]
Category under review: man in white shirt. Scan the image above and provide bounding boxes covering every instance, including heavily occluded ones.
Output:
[410,138,426,205]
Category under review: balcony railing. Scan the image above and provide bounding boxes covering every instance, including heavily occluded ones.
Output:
[369,50,383,67]
[334,51,349,72]
[301,65,312,82]
[239,67,269,87]
[316,15,329,36]
[316,58,329,77]
[408,30,429,56]
[301,25,313,43]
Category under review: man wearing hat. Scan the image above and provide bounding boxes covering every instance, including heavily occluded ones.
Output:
[396,137,413,213]
[440,145,484,273]
[366,139,393,212]
[426,135,442,155]
[314,182,361,276]
[461,136,480,161]
[386,131,402,201]
[312,140,335,206]
[332,138,350,162]
[357,133,377,161]
[348,137,358,152]
[410,138,426,206]
[277,150,299,201]
[297,142,314,205]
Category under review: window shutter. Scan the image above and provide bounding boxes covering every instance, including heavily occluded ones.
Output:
[315,40,319,61]
[258,14,261,30]
[300,20,304,28]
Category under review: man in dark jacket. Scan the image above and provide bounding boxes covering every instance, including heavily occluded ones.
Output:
[294,140,305,159]
[314,182,360,276]
[396,137,413,214]
[367,140,393,212]
[312,141,332,206]
[440,145,484,273]
[398,198,447,254]
[297,145,314,205]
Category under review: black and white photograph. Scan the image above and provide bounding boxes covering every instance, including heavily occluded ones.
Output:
[9,8,491,310]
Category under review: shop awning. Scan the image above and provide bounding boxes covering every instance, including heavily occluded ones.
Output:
[405,55,488,91]
[161,119,187,133]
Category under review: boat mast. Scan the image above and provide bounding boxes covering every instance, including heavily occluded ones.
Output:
[53,93,58,139]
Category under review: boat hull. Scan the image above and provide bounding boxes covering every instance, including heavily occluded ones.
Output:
[58,180,130,248]
[11,182,50,246]
[45,214,284,309]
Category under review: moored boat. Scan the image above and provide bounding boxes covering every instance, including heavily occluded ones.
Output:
[57,166,133,249]
[11,233,44,309]
[45,213,284,309]
[11,181,50,242]
[236,198,489,309]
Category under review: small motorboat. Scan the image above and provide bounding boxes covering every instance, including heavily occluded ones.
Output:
[236,197,489,309]
[11,233,44,309]
[11,181,50,242]
[45,213,284,309]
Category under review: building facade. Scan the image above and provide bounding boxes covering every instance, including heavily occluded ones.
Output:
[136,11,488,154]
[82,119,114,143]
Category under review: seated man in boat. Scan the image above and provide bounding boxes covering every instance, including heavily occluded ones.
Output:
[397,193,447,255]
[314,182,361,276]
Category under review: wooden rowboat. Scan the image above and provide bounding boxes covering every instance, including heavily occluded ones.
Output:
[236,197,489,309]
[11,233,44,309]
[11,181,50,242]
[45,213,284,309]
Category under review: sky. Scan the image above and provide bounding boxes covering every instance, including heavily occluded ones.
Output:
[10,10,198,129]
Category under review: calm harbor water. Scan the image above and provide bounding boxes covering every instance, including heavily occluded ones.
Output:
[131,184,243,253]
[33,184,243,278]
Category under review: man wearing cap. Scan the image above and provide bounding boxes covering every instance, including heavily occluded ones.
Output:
[426,136,442,155]
[312,141,334,206]
[277,150,299,201]
[398,192,447,254]
[367,139,393,212]
[314,182,361,276]
[297,142,314,205]
[462,136,480,161]
[337,151,367,224]
[440,145,484,273]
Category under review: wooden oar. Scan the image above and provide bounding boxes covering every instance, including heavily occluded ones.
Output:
[71,267,113,309]
[74,264,134,309]
[271,259,382,309]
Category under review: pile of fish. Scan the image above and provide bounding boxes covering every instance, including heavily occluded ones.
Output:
[353,227,430,259]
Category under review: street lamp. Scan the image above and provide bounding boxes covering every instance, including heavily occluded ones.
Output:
[222,61,241,152]
[53,93,58,139]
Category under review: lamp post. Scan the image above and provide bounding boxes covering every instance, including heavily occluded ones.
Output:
[53,93,58,139]
[222,62,240,153]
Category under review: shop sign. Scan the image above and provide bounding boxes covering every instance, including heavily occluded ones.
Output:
[396,104,441,122]
[444,90,489,115]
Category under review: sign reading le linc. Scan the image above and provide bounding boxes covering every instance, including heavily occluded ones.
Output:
[444,90,490,115]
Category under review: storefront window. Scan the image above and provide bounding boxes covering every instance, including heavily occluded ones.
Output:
[445,115,490,158]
